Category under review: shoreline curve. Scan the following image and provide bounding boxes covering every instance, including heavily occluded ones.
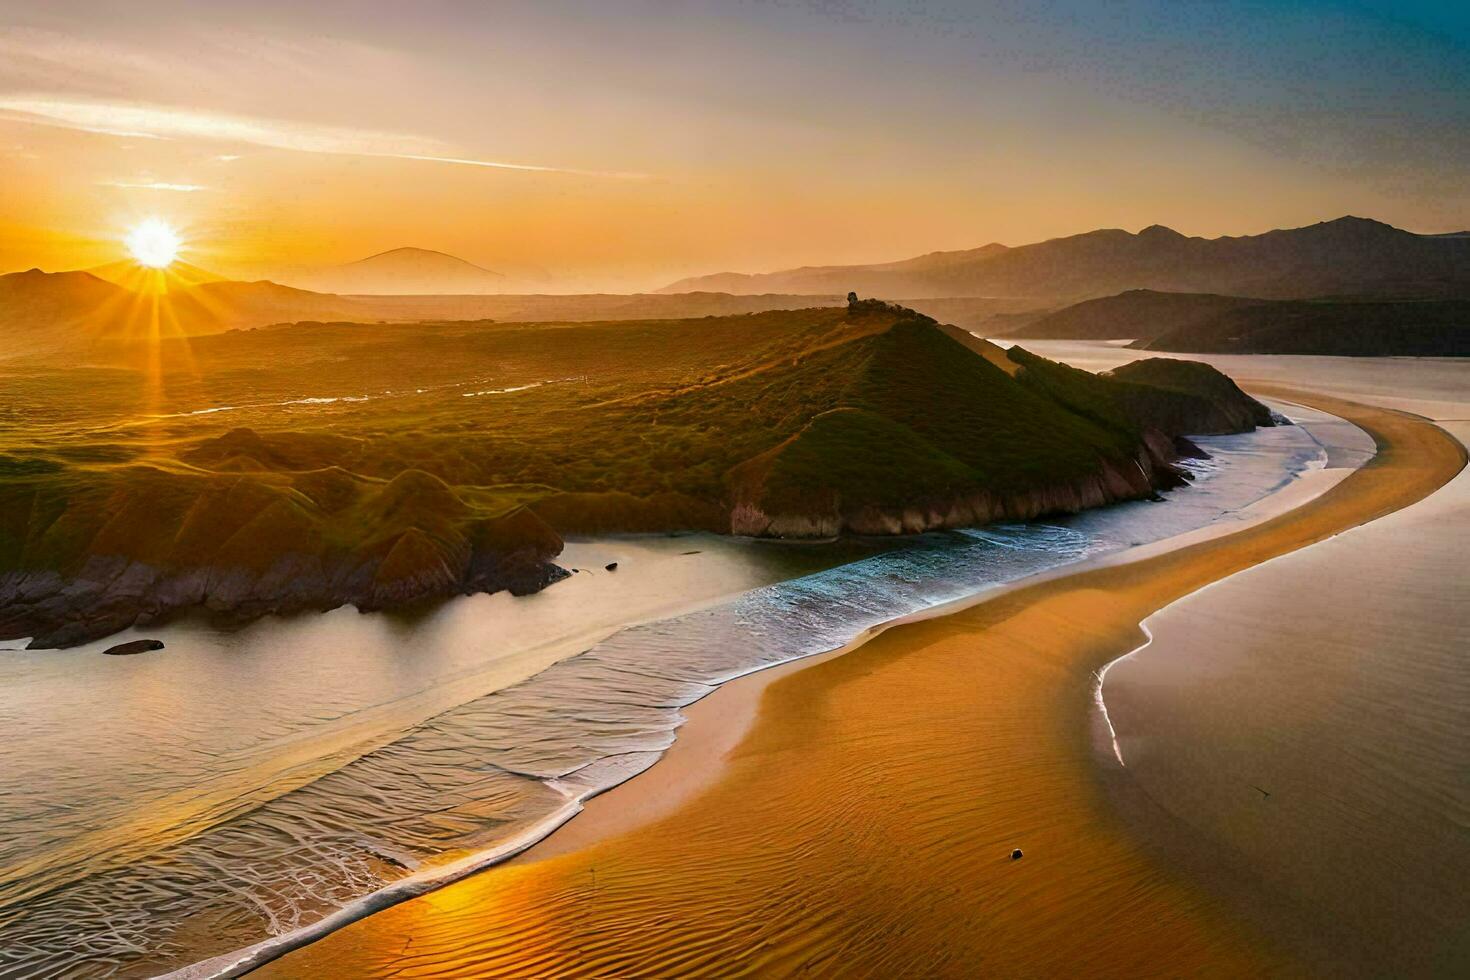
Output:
[252,389,1464,978]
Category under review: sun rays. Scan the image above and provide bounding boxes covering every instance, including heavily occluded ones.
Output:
[124,218,181,268]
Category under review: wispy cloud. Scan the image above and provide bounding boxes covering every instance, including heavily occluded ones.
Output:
[0,96,647,179]
[98,179,207,192]
[370,153,648,180]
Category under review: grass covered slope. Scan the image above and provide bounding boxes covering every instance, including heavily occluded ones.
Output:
[0,303,1271,647]
[727,318,1163,536]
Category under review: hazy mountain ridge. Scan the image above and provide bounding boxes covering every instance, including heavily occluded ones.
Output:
[662,216,1470,302]
[1134,298,1470,356]
[283,247,508,295]
[0,268,846,360]
[0,268,373,355]
[1005,286,1470,355]
[1000,289,1265,341]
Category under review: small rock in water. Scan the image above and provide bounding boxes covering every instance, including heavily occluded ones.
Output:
[1010,848,1024,861]
[102,638,165,656]
[604,561,619,571]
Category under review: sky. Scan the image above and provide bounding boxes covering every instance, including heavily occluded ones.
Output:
[0,0,1466,290]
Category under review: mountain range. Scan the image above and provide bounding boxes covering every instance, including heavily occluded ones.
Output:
[661,217,1470,302]
[0,267,843,361]
[0,268,374,357]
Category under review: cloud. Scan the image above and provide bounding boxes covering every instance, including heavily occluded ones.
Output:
[376,153,648,180]
[98,179,207,192]
[0,96,647,178]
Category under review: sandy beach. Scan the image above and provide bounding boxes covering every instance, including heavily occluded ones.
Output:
[251,391,1464,979]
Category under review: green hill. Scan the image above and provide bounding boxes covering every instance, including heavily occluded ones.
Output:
[0,303,1271,647]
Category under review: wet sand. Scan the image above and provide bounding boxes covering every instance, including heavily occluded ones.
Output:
[257,392,1464,978]
[1103,415,1470,976]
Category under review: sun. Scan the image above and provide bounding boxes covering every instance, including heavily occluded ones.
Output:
[124,218,181,268]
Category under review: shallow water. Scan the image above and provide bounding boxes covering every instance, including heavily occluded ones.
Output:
[0,409,1341,978]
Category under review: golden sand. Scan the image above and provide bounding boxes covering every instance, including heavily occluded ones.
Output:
[258,392,1465,978]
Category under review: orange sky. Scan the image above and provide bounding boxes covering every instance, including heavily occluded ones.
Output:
[1,2,1466,291]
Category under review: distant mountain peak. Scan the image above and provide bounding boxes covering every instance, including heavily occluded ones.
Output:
[286,247,506,295]
[1314,215,1401,233]
[346,247,501,275]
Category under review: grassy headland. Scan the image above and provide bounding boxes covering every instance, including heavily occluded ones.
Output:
[0,302,1271,647]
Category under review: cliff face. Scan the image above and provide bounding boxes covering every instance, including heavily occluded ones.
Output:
[731,434,1177,538]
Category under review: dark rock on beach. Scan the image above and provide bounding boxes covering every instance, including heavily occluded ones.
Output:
[102,638,164,656]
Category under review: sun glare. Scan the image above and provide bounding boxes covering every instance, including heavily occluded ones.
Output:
[125,218,181,268]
